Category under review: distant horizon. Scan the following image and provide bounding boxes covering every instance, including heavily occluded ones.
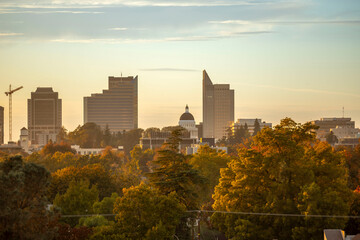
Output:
[1,0,359,143]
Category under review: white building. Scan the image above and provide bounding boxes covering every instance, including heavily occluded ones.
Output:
[179,105,198,139]
[186,143,227,155]
[232,118,272,135]
[330,125,360,139]
[71,145,123,155]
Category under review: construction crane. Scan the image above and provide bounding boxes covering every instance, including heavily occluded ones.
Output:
[5,85,23,142]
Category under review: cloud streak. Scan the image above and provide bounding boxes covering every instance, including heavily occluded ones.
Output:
[51,30,272,44]
[0,32,23,36]
[210,19,360,25]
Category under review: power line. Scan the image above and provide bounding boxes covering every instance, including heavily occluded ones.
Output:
[60,210,360,219]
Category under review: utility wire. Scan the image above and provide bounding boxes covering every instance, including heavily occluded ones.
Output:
[61,210,360,219]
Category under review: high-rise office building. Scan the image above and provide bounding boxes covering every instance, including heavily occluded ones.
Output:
[84,76,138,132]
[28,88,62,145]
[203,70,234,139]
[0,106,4,144]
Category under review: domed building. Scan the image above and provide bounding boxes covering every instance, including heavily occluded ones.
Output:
[179,105,198,139]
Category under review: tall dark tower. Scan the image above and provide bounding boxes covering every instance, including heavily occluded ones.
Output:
[202,70,234,139]
[28,88,62,145]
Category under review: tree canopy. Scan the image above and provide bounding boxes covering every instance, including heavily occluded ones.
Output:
[0,156,57,239]
[212,118,352,240]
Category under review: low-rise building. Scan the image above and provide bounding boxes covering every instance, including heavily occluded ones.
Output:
[140,130,197,150]
[186,143,227,155]
[71,145,123,155]
[232,118,272,135]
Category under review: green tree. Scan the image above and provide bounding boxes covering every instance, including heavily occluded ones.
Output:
[93,192,119,214]
[102,125,112,147]
[212,118,352,240]
[54,179,99,216]
[253,118,261,136]
[49,164,115,201]
[189,145,230,203]
[0,156,57,239]
[79,215,109,228]
[113,184,185,239]
[148,129,205,209]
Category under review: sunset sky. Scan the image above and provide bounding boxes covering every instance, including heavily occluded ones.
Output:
[0,0,359,142]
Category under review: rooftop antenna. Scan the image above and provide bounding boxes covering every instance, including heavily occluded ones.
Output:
[5,84,23,142]
[342,106,344,118]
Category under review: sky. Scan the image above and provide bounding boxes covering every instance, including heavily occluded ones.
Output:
[0,0,359,142]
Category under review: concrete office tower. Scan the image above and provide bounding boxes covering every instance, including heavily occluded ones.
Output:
[203,70,234,139]
[0,106,3,144]
[28,88,62,145]
[84,76,138,132]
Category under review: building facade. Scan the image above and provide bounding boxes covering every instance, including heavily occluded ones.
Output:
[84,76,138,133]
[28,88,62,146]
[232,118,272,135]
[0,106,3,144]
[203,70,234,139]
[311,117,355,140]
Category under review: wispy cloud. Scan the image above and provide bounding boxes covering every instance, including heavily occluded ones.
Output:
[239,83,360,98]
[140,68,198,72]
[0,32,23,36]
[0,10,103,14]
[0,0,282,8]
[210,19,360,25]
[108,27,127,31]
[51,30,272,44]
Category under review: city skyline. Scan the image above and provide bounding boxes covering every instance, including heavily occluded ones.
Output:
[0,0,360,142]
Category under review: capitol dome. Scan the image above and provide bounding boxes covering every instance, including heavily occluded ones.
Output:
[180,105,195,121]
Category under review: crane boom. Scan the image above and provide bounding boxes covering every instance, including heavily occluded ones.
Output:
[4,85,23,142]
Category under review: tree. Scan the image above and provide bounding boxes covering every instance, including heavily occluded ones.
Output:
[68,123,103,148]
[49,164,115,201]
[253,118,261,136]
[0,156,58,239]
[102,125,112,147]
[93,192,119,215]
[130,145,155,174]
[148,129,205,209]
[345,187,360,234]
[212,118,352,240]
[326,131,338,145]
[189,145,230,203]
[57,126,69,143]
[54,179,99,216]
[113,184,185,239]
[41,141,76,156]
[337,143,360,189]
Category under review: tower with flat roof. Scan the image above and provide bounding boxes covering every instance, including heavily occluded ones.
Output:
[28,87,62,145]
[84,76,138,132]
[203,70,234,139]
